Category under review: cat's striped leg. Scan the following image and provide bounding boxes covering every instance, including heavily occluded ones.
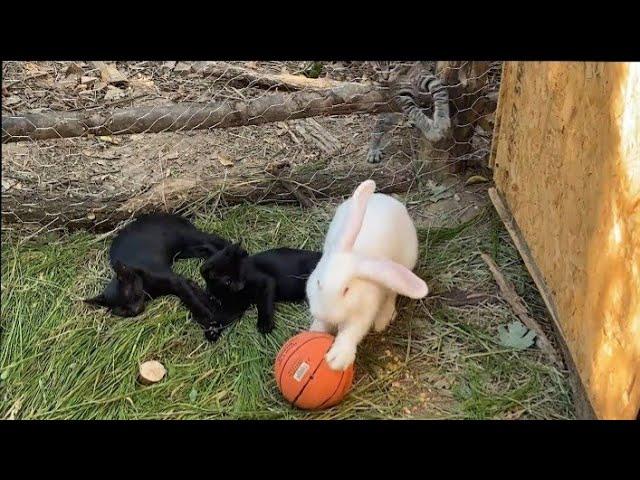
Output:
[399,75,452,143]
[367,112,402,163]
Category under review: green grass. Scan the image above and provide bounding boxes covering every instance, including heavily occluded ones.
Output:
[0,202,574,419]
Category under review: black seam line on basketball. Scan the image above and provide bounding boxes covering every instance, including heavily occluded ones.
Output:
[317,370,346,409]
[277,334,326,391]
[291,353,329,409]
[277,334,325,390]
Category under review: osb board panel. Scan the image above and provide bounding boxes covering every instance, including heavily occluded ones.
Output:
[492,62,640,420]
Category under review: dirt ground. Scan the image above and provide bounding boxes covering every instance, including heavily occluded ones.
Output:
[2,61,494,231]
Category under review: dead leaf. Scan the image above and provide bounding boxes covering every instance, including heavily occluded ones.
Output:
[81,148,119,160]
[190,61,210,73]
[97,135,121,145]
[4,96,22,107]
[2,178,18,191]
[81,76,98,85]
[426,179,454,202]
[23,63,46,74]
[104,86,125,101]
[65,63,85,77]
[4,143,30,156]
[265,159,291,175]
[161,152,180,161]
[437,288,495,307]
[174,62,192,73]
[216,152,234,166]
[433,377,452,389]
[93,61,128,86]
[118,178,197,212]
[55,76,78,89]
[130,76,156,92]
[163,61,177,69]
[465,175,489,186]
[498,321,537,350]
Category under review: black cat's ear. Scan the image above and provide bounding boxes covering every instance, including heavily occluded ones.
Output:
[232,242,248,258]
[200,256,216,277]
[84,294,109,308]
[113,261,137,281]
[113,260,127,275]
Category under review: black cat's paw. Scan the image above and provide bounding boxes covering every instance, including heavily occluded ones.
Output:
[203,324,223,342]
[257,321,275,335]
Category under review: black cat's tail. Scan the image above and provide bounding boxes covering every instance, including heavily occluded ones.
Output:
[83,294,107,307]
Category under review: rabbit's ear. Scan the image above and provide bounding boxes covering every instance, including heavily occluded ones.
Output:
[337,180,376,252]
[354,257,429,299]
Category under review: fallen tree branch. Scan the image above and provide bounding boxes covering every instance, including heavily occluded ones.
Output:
[480,252,562,367]
[276,178,315,209]
[1,157,415,231]
[2,84,394,143]
[195,61,356,92]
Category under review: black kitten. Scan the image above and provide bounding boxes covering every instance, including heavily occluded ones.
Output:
[200,243,322,336]
[84,213,230,340]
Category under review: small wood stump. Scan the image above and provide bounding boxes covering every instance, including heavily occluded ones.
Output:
[138,360,167,385]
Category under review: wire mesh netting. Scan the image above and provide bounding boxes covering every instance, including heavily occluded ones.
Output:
[2,61,502,235]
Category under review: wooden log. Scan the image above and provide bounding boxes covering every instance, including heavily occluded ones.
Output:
[2,84,395,143]
[1,156,416,232]
[195,61,356,91]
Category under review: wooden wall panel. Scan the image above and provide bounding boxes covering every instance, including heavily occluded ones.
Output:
[492,62,640,419]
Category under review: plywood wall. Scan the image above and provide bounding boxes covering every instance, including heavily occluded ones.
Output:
[492,62,640,420]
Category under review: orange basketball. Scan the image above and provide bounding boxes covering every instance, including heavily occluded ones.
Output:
[275,332,355,410]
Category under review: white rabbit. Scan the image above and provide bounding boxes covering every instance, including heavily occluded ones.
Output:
[306,179,428,371]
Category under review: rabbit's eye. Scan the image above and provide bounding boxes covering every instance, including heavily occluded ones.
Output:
[343,287,350,296]
[317,280,321,289]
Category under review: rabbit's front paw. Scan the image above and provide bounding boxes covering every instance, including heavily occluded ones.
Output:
[310,318,330,333]
[325,342,356,371]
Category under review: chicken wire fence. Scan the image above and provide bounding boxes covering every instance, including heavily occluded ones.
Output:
[1,61,502,236]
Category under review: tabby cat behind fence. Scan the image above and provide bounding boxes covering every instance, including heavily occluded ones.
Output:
[366,61,451,164]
